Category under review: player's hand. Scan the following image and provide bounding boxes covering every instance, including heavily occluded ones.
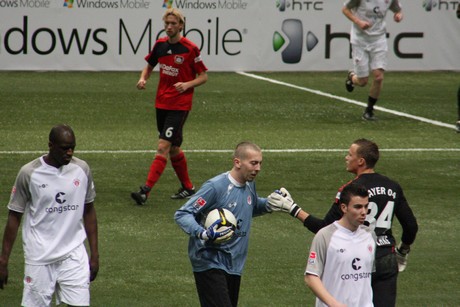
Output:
[136,79,147,90]
[267,188,301,217]
[395,242,410,272]
[0,261,8,290]
[89,255,99,282]
[199,219,234,243]
[394,12,403,22]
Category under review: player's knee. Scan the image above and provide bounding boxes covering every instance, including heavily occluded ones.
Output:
[356,77,368,87]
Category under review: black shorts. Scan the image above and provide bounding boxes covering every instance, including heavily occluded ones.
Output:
[193,269,241,307]
[372,252,398,307]
[156,108,189,147]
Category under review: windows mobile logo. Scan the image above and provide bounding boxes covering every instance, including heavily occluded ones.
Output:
[163,0,172,8]
[273,19,318,64]
[64,0,74,8]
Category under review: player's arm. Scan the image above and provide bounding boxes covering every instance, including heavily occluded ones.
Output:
[342,4,371,30]
[137,64,154,90]
[0,210,23,289]
[303,203,342,234]
[304,274,346,307]
[390,0,403,22]
[83,202,99,282]
[174,71,208,93]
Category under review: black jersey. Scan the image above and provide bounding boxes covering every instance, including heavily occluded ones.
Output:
[304,173,418,258]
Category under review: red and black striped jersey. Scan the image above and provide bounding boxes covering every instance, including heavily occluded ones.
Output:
[145,36,208,111]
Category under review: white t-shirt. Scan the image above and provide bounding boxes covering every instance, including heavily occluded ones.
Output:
[344,0,402,45]
[305,221,376,307]
[8,156,96,265]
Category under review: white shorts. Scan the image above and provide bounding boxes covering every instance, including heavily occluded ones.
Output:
[352,39,388,78]
[22,244,90,307]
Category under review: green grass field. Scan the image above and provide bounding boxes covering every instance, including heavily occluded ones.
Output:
[0,71,459,306]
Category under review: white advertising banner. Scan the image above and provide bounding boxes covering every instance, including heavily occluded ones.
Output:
[0,0,459,71]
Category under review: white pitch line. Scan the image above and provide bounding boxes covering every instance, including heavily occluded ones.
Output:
[237,71,457,131]
[1,148,459,155]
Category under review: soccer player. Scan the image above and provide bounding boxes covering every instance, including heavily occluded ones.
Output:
[0,124,99,307]
[268,138,418,307]
[131,8,208,205]
[456,85,460,133]
[303,183,375,307]
[174,142,272,307]
[343,0,403,120]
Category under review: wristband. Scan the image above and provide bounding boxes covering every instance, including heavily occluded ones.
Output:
[290,205,301,218]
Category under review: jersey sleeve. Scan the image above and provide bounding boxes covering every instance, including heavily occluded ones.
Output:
[191,45,208,75]
[394,188,418,245]
[144,42,160,67]
[7,161,37,213]
[303,202,342,233]
[174,181,218,238]
[305,229,328,276]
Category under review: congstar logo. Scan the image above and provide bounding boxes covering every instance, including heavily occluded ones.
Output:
[273,19,318,64]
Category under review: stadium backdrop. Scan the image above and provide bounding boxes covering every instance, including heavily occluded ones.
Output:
[0,0,459,71]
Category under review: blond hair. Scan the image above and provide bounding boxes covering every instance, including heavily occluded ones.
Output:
[163,8,185,25]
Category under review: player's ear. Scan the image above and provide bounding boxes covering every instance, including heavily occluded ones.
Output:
[233,157,241,169]
[340,202,347,214]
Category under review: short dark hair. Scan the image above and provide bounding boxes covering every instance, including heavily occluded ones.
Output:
[353,138,379,168]
[340,183,368,206]
[49,124,74,143]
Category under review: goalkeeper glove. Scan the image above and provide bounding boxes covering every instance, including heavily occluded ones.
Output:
[198,219,234,243]
[395,242,410,272]
[267,187,302,217]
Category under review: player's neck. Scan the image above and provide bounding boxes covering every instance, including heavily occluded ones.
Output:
[357,168,375,176]
[168,34,183,44]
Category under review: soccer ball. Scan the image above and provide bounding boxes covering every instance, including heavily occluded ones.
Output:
[204,208,237,243]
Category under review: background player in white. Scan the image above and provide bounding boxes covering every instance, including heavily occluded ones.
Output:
[303,183,375,307]
[175,142,273,307]
[343,0,403,120]
[0,124,99,307]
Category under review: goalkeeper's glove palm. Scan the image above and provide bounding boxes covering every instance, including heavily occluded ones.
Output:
[267,188,301,217]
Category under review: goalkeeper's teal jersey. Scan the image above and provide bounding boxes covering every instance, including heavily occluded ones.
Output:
[174,172,269,275]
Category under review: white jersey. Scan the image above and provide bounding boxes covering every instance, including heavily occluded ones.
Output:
[8,156,96,265]
[344,0,402,45]
[305,221,376,307]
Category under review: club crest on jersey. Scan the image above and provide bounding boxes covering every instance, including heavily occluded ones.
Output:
[73,179,80,187]
[174,55,184,64]
[247,195,252,205]
[193,197,207,209]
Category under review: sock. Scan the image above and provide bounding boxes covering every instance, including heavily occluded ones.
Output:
[145,155,167,190]
[367,96,378,112]
[171,152,193,190]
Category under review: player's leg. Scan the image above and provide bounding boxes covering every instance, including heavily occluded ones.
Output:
[372,253,398,307]
[193,269,238,307]
[21,263,57,307]
[131,108,171,205]
[364,40,388,121]
[55,244,90,307]
[168,111,195,199]
[346,43,370,92]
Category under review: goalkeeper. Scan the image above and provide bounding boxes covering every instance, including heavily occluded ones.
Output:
[267,138,418,307]
[175,142,272,307]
